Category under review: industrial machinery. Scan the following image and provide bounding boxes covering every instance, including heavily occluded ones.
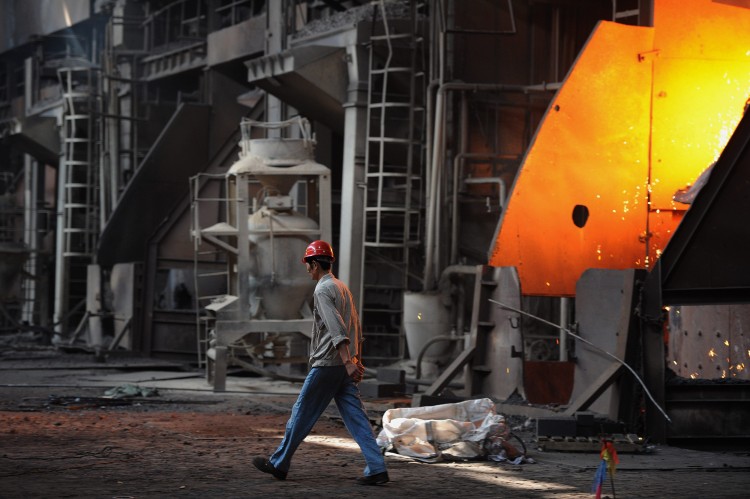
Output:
[2,0,749,450]
[191,117,332,391]
[413,1,750,448]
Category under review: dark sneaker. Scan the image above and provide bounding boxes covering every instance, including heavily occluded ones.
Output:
[252,457,287,481]
[356,471,389,485]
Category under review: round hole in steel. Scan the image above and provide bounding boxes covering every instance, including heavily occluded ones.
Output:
[572,204,589,228]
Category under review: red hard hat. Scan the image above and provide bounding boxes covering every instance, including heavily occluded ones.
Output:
[302,240,335,263]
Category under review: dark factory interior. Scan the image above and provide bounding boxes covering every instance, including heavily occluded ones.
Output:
[1,0,749,450]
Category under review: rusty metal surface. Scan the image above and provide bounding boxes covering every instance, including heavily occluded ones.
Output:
[523,361,574,405]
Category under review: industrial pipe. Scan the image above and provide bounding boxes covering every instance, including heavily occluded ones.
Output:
[22,155,38,323]
[559,296,569,362]
[415,334,467,380]
[451,154,510,264]
[438,264,477,338]
[424,81,560,290]
[265,209,277,285]
[406,265,479,388]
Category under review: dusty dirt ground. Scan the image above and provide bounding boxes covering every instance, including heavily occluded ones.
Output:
[0,384,547,499]
[1,345,750,498]
[1,396,363,498]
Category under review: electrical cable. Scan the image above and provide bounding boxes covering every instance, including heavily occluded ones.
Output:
[509,432,527,457]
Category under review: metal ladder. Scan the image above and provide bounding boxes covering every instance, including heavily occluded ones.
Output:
[612,0,641,25]
[190,172,233,370]
[362,1,425,364]
[101,11,148,216]
[56,66,101,334]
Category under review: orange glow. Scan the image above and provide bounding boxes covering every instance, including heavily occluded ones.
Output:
[489,0,750,296]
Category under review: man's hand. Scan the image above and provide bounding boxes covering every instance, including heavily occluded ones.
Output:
[345,358,365,383]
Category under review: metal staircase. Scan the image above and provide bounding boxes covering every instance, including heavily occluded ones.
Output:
[362,1,425,365]
[55,66,101,335]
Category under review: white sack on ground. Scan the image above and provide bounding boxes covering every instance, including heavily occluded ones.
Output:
[376,398,509,461]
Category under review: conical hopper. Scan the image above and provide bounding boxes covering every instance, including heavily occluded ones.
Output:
[228,137,316,194]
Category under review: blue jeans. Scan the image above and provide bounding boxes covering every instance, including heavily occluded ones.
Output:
[269,365,387,477]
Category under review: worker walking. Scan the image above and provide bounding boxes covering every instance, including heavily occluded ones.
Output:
[253,240,389,485]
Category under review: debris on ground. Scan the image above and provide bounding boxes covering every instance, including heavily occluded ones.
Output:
[377,397,533,464]
[103,383,159,399]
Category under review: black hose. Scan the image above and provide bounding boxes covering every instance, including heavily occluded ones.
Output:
[508,431,527,457]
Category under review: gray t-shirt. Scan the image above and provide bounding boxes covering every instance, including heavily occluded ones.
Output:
[309,273,363,367]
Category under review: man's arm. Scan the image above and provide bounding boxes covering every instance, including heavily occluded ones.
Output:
[317,284,364,382]
[337,340,364,383]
